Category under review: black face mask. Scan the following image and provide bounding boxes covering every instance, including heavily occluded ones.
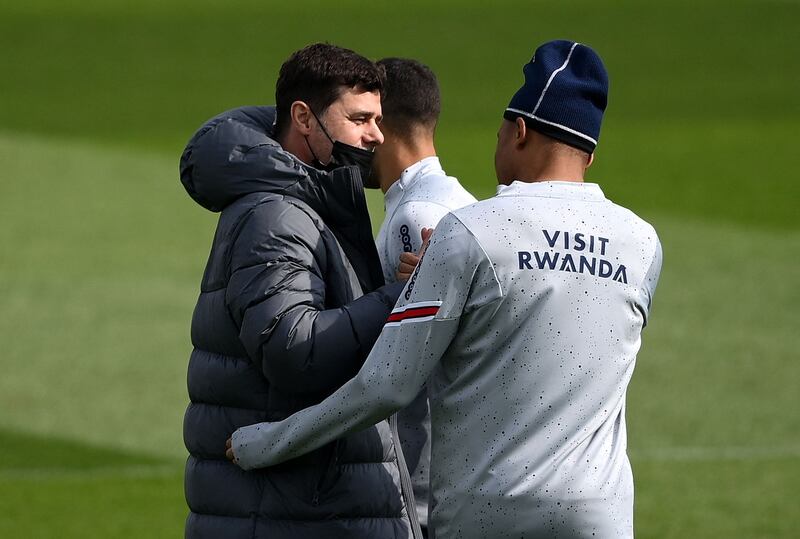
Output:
[307,109,379,188]
[329,141,380,189]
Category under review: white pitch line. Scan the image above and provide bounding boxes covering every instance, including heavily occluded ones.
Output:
[0,464,181,481]
[631,445,800,462]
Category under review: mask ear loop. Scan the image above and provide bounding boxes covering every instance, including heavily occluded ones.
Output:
[305,107,336,166]
[310,108,336,144]
[303,135,325,166]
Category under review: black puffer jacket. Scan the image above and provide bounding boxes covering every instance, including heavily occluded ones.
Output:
[179,106,417,538]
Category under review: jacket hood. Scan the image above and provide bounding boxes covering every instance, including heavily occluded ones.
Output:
[179,105,384,290]
[179,105,365,219]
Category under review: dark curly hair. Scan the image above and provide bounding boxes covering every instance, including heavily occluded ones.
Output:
[274,43,385,140]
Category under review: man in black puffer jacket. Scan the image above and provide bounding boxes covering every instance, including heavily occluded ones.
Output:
[179,43,421,538]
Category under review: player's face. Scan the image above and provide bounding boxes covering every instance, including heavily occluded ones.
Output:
[311,87,384,164]
[494,119,517,185]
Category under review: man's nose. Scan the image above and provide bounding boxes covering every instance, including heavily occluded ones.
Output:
[364,120,384,147]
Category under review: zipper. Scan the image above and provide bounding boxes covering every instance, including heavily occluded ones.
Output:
[311,440,339,506]
[390,413,423,539]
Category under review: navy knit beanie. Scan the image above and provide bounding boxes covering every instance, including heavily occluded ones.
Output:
[504,40,608,154]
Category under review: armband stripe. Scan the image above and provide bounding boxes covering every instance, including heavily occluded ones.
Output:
[385,300,442,326]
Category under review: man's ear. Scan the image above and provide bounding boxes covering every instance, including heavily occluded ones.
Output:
[514,116,528,149]
[586,153,595,168]
[290,101,314,136]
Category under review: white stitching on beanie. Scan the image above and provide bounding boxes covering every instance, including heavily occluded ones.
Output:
[531,41,580,116]
[505,108,598,145]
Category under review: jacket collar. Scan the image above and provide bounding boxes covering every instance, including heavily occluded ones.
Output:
[496,180,605,201]
[384,156,444,212]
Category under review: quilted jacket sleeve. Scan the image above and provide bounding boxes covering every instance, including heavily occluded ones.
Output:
[225,197,404,395]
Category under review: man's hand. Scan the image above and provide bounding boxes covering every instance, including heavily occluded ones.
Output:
[225,437,237,463]
[396,227,433,282]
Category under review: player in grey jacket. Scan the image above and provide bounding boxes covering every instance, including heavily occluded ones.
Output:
[229,40,662,539]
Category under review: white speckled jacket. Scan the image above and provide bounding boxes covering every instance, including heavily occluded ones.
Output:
[376,156,477,285]
[234,180,662,539]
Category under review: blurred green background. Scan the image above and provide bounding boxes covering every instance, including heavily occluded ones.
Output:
[1,0,798,537]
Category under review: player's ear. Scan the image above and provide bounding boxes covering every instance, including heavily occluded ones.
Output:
[291,101,314,135]
[586,153,595,168]
[514,116,528,149]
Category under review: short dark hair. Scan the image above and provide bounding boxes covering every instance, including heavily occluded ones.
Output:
[377,58,441,138]
[274,43,385,140]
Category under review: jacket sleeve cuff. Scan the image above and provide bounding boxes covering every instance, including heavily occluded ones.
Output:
[345,281,405,350]
[377,281,405,306]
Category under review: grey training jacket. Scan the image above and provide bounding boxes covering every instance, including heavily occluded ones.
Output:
[233,180,662,538]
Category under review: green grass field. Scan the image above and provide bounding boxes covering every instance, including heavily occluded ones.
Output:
[1,1,798,537]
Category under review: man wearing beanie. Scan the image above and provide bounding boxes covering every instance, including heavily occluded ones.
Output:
[227,40,663,539]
